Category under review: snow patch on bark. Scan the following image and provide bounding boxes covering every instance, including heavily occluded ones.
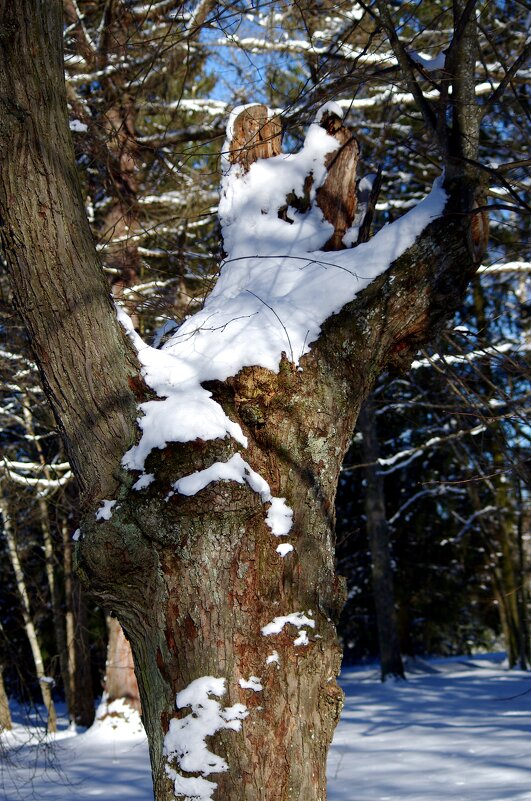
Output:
[171,453,294,546]
[95,499,117,521]
[265,651,280,666]
[261,611,315,645]
[164,676,248,801]
[238,676,263,691]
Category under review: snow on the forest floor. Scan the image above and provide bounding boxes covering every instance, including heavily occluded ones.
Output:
[2,654,530,801]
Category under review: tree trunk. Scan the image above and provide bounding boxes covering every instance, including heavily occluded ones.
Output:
[1,3,484,799]
[0,666,12,731]
[0,497,57,732]
[102,616,141,714]
[471,277,529,668]
[62,515,95,727]
[358,397,405,680]
[77,385,350,800]
[0,0,139,505]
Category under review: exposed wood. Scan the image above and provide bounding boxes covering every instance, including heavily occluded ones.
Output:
[316,109,360,250]
[229,105,282,171]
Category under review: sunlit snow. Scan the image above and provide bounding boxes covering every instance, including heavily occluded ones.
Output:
[119,108,446,478]
[3,655,530,801]
[163,676,248,801]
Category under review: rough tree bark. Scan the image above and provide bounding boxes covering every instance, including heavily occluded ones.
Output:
[0,2,487,799]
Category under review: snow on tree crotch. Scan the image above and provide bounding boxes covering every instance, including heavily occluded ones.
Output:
[261,611,316,646]
[167,453,294,556]
[164,676,248,801]
[115,102,447,485]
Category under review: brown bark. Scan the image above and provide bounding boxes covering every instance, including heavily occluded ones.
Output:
[0,666,12,731]
[103,616,141,714]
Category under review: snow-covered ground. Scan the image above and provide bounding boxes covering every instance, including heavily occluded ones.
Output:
[2,654,530,801]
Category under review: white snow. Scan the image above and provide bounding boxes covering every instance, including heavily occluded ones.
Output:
[238,676,263,691]
[95,499,117,521]
[2,656,530,800]
[293,630,310,646]
[276,542,294,557]
[72,528,81,541]
[265,651,280,666]
[410,50,447,71]
[69,119,88,132]
[171,452,293,544]
[314,101,344,122]
[261,611,315,638]
[118,110,447,485]
[163,676,248,801]
[132,473,155,490]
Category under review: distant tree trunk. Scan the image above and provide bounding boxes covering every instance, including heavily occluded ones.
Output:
[515,477,530,669]
[21,401,70,687]
[62,515,95,727]
[471,277,529,669]
[102,616,141,714]
[0,496,57,732]
[0,666,12,731]
[358,397,405,680]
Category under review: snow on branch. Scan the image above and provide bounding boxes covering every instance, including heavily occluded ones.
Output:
[119,103,447,479]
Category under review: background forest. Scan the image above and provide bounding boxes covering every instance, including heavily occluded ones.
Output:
[0,0,529,733]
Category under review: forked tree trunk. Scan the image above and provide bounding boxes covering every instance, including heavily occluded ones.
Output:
[1,3,485,799]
